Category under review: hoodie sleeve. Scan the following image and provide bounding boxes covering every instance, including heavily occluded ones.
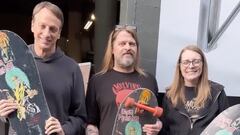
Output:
[62,65,87,135]
[159,94,170,135]
[0,117,7,123]
[218,89,229,113]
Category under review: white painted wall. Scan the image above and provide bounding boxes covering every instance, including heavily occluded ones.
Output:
[156,0,240,96]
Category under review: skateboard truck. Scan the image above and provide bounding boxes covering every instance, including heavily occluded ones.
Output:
[124,97,163,117]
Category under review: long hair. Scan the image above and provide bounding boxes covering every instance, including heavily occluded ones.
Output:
[167,45,211,108]
[32,1,64,29]
[98,26,145,76]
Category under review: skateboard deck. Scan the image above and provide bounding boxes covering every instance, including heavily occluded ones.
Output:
[112,88,163,135]
[0,30,50,135]
[201,104,240,135]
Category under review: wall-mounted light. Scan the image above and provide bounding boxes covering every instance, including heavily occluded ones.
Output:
[84,13,95,30]
[91,14,95,21]
[84,20,93,30]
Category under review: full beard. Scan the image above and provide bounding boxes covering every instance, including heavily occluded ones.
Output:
[118,56,135,68]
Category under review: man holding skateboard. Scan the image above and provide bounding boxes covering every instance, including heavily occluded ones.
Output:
[0,1,87,135]
[86,25,162,135]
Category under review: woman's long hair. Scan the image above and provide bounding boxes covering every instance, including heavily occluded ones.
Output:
[167,45,211,108]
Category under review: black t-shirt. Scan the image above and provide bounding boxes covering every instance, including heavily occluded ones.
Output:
[184,86,199,117]
[86,69,159,135]
[183,86,211,123]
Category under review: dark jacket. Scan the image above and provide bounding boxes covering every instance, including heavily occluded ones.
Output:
[160,81,229,135]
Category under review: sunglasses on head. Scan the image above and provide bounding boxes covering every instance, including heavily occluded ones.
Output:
[111,25,137,42]
[114,25,137,31]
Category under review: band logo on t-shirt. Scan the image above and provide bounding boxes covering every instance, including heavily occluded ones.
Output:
[112,81,140,94]
[185,98,201,114]
[112,81,141,106]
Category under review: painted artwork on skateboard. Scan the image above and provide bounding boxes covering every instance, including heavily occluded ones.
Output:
[0,30,50,135]
[112,88,163,135]
[201,104,240,135]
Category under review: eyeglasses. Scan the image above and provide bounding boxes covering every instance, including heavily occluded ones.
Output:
[180,59,202,67]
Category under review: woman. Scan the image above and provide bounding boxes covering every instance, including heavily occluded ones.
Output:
[160,45,229,135]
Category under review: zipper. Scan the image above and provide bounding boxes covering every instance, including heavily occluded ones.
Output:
[179,111,194,130]
[178,90,222,130]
